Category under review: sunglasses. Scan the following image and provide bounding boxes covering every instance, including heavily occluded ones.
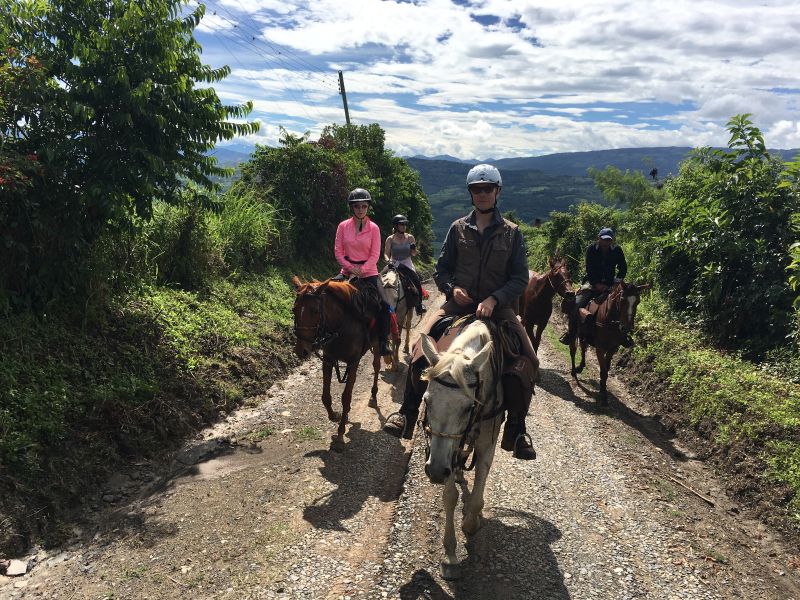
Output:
[351,203,369,210]
[470,185,496,195]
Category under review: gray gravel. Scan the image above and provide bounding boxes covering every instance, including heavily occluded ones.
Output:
[4,293,798,600]
[375,334,800,600]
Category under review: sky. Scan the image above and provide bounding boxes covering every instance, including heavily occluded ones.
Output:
[190,0,800,160]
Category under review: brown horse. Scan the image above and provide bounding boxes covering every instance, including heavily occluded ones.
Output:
[291,276,381,449]
[521,257,574,351]
[570,281,648,404]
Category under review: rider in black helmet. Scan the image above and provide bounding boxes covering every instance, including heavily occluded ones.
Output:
[384,214,426,316]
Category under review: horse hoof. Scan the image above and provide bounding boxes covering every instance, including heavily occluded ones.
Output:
[368,395,378,408]
[332,438,345,453]
[441,561,461,581]
[328,411,341,423]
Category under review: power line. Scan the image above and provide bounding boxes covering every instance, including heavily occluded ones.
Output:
[201,0,338,90]
[185,1,340,123]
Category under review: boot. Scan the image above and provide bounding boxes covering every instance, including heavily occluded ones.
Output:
[501,424,537,460]
[379,339,392,357]
[620,333,634,348]
[383,412,416,439]
[416,304,427,315]
[558,330,572,345]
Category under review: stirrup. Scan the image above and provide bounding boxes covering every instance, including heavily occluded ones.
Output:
[383,412,413,439]
[513,433,536,460]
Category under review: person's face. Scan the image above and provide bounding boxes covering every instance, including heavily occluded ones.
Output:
[351,202,369,217]
[396,222,407,232]
[469,184,499,210]
[598,237,613,249]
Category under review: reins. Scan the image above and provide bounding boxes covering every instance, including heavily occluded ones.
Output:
[421,323,504,472]
[293,284,364,384]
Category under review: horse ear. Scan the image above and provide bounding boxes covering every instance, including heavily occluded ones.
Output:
[291,275,303,290]
[470,341,494,372]
[548,256,555,268]
[419,333,440,367]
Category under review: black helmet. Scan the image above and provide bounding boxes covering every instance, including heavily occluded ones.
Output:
[392,214,409,226]
[347,188,372,204]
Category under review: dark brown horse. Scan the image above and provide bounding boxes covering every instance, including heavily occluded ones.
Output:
[570,281,648,404]
[291,276,381,449]
[521,257,574,351]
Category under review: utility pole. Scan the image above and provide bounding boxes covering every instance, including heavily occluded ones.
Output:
[338,70,351,126]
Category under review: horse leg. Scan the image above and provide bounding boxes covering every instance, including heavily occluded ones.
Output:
[533,323,544,353]
[577,338,587,374]
[403,312,412,355]
[524,319,535,350]
[570,341,578,378]
[462,420,499,536]
[441,474,461,580]
[321,361,340,423]
[596,348,608,405]
[370,346,380,406]
[334,361,359,451]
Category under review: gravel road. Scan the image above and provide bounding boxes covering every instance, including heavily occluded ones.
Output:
[2,289,798,600]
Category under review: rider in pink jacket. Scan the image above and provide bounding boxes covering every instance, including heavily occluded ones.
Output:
[333,188,392,356]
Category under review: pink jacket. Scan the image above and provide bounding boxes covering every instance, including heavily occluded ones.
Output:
[335,216,381,277]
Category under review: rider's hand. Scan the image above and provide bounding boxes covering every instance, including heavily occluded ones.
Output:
[476,295,497,319]
[351,265,363,277]
[452,287,473,306]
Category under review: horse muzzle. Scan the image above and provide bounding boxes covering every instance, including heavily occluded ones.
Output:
[293,340,313,358]
[425,461,452,484]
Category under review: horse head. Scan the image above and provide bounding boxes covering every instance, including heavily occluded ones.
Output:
[611,281,649,336]
[418,322,496,484]
[291,276,325,358]
[380,268,401,310]
[549,256,575,299]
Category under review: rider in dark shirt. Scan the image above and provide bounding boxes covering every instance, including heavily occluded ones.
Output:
[383,164,539,460]
[560,227,629,346]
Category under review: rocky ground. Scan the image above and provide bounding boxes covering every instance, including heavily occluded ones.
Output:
[2,288,798,599]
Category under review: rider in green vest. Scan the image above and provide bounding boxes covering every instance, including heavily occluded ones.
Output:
[383,164,539,460]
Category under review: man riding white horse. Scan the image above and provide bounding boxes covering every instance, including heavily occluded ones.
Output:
[383,164,539,460]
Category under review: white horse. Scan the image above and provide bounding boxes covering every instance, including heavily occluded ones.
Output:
[418,319,504,580]
[380,267,413,371]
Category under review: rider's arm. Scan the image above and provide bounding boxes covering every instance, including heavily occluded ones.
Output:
[433,225,457,299]
[616,247,628,281]
[366,221,381,273]
[384,236,392,263]
[408,234,417,257]
[487,227,528,307]
[334,221,354,273]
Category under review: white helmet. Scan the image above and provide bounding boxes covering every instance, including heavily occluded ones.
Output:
[466,164,502,188]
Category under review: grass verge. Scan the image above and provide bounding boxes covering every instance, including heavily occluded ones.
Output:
[0,265,326,554]
[617,294,800,531]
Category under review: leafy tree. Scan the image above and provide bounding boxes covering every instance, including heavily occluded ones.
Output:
[239,124,433,264]
[588,165,659,209]
[658,115,799,351]
[0,0,257,308]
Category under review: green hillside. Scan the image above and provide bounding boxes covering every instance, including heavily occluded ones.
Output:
[406,158,604,240]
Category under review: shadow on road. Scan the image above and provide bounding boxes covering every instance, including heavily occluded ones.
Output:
[303,421,409,531]
[538,364,686,461]
[398,509,567,600]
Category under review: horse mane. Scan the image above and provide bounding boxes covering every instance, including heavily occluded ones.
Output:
[295,278,358,304]
[423,320,494,397]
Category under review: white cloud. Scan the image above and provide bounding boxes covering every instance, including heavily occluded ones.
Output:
[196,0,800,156]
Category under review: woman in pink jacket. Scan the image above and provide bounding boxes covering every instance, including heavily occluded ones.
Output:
[334,188,392,356]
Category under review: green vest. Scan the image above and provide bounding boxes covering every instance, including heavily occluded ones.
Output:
[451,217,518,308]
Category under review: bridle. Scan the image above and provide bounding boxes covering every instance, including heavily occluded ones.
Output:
[546,264,573,298]
[293,287,340,353]
[422,366,504,473]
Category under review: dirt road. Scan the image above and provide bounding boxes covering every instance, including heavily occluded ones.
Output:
[2,290,799,599]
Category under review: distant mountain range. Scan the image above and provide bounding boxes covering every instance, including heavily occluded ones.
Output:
[207,145,799,241]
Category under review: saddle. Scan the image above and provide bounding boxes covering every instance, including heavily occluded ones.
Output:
[579,290,609,324]
[412,315,536,413]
